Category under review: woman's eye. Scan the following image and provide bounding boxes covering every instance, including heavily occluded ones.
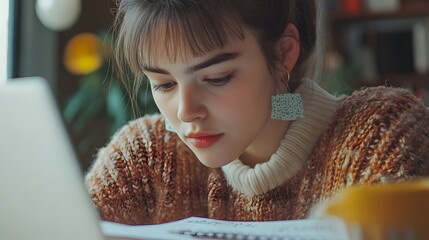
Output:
[205,74,233,86]
[151,82,176,93]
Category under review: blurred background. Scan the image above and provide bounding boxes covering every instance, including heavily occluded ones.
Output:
[2,0,429,172]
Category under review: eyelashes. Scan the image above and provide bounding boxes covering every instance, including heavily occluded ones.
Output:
[206,74,233,86]
[151,74,234,93]
[151,82,176,93]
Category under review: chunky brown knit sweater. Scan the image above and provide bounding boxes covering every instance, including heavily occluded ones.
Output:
[85,80,429,225]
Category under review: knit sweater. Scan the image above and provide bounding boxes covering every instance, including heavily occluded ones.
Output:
[85,80,429,225]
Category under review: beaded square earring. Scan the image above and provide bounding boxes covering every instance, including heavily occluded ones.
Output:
[271,93,304,120]
[271,69,304,121]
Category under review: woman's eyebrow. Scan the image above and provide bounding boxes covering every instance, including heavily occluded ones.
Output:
[142,66,170,74]
[186,52,240,74]
[142,52,240,75]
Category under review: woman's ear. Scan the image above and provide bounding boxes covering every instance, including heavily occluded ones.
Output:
[276,23,300,76]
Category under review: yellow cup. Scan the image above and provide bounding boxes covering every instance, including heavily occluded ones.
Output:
[322,179,429,240]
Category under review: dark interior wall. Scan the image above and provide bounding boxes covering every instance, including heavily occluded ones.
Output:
[58,0,116,106]
[12,0,116,170]
[12,0,58,89]
[57,1,117,170]
[12,0,115,102]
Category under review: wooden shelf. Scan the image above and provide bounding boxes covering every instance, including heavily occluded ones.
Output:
[351,73,429,88]
[330,4,429,24]
[326,1,429,101]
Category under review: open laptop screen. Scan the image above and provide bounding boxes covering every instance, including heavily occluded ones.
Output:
[0,77,104,240]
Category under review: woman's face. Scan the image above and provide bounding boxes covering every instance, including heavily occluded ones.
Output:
[144,29,277,168]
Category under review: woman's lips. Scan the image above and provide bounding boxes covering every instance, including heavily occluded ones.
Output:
[186,133,223,148]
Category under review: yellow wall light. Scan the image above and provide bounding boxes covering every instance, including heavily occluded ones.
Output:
[64,33,104,75]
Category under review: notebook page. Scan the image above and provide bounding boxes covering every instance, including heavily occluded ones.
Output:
[101,216,349,240]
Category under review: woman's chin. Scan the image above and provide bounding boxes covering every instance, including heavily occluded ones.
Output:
[196,155,234,168]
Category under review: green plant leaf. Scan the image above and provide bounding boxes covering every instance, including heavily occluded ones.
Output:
[107,82,129,134]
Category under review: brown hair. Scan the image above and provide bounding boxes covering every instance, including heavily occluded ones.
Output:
[113,0,318,111]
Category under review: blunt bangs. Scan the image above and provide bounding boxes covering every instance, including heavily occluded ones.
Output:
[117,1,245,75]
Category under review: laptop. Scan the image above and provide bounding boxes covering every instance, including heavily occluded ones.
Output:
[0,77,105,240]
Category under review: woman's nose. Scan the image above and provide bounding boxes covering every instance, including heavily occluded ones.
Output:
[177,86,207,123]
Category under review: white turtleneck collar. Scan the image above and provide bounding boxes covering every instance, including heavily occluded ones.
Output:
[221,79,341,197]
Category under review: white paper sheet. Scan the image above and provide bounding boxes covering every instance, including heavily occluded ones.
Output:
[100,216,349,240]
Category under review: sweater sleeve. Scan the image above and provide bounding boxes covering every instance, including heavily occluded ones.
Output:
[84,115,208,225]
[320,86,429,195]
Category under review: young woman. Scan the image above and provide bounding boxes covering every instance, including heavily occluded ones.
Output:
[85,0,429,225]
